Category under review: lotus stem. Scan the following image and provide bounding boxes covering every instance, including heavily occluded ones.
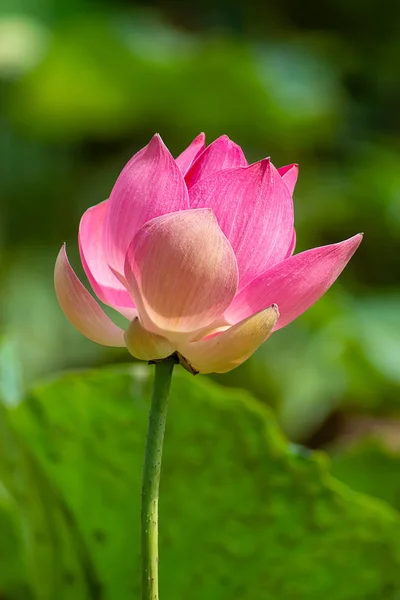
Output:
[141,357,175,600]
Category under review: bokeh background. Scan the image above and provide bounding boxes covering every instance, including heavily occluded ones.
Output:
[1,0,400,598]
[1,0,399,441]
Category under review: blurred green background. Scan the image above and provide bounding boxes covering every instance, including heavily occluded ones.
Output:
[1,0,400,598]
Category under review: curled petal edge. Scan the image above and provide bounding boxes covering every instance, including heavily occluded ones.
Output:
[54,245,126,347]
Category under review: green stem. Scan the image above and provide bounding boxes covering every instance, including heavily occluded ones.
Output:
[141,358,175,600]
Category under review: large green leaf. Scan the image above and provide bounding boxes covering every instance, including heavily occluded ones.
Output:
[1,365,400,599]
[0,403,99,600]
[0,486,31,599]
[332,436,400,512]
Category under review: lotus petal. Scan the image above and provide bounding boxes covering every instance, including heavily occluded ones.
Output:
[226,234,363,329]
[185,135,247,189]
[79,200,134,314]
[125,209,239,335]
[104,134,189,274]
[124,318,175,360]
[278,164,298,195]
[176,132,206,175]
[54,245,126,347]
[180,305,279,374]
[190,159,294,289]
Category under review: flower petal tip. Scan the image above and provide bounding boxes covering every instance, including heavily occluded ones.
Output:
[348,232,364,250]
[278,163,299,195]
[148,133,164,150]
[251,156,271,172]
[270,303,280,317]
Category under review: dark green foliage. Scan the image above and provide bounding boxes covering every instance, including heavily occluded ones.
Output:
[1,366,400,599]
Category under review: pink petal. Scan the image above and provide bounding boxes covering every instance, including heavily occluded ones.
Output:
[125,209,239,334]
[124,318,175,361]
[175,133,206,175]
[185,135,248,189]
[78,200,135,312]
[190,159,294,290]
[226,234,363,329]
[103,134,189,274]
[109,266,158,335]
[285,229,296,258]
[54,245,126,347]
[278,164,299,195]
[179,305,279,374]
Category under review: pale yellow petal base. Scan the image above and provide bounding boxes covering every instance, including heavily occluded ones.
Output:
[124,318,175,361]
[178,305,279,374]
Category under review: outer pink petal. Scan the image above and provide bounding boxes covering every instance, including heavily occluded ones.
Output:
[125,209,239,334]
[78,200,135,311]
[109,266,158,335]
[179,305,279,374]
[285,229,296,258]
[185,135,248,189]
[103,134,189,274]
[226,234,363,329]
[278,164,298,195]
[54,245,126,347]
[175,133,206,175]
[190,159,294,290]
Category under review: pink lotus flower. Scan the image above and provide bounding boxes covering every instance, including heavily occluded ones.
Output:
[55,134,362,374]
